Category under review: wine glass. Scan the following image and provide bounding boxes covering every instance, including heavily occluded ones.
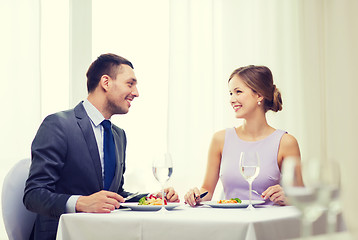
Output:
[281,157,323,237]
[317,160,341,233]
[239,152,260,210]
[152,152,173,213]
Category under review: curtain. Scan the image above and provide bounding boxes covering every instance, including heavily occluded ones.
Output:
[167,0,314,198]
[0,0,41,165]
[0,0,40,237]
[167,0,358,234]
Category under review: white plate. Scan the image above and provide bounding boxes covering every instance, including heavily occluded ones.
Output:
[121,202,181,211]
[202,200,265,208]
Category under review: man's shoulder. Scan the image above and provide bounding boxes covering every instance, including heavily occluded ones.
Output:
[45,103,85,122]
[112,124,125,135]
[45,108,75,122]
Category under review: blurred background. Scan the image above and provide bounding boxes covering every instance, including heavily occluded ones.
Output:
[1,0,357,239]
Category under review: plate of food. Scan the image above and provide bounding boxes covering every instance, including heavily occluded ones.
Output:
[202,198,265,208]
[121,195,181,211]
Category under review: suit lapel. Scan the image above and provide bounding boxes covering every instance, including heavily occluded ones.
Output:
[110,129,124,192]
[74,103,103,190]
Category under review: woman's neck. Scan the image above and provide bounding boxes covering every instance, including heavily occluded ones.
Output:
[238,116,274,141]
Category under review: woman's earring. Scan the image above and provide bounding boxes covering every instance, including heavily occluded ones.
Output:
[258,101,261,106]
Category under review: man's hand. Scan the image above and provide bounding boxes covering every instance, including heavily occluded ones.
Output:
[76,190,125,213]
[155,187,180,202]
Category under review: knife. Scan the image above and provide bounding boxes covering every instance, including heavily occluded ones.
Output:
[124,192,140,201]
[195,191,208,200]
[184,191,208,205]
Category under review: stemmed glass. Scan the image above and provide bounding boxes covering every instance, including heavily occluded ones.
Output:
[239,152,260,210]
[318,160,341,233]
[281,157,323,237]
[152,152,173,213]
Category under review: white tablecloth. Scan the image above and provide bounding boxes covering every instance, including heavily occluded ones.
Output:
[56,205,332,240]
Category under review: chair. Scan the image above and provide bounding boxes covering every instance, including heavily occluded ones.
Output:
[2,158,36,240]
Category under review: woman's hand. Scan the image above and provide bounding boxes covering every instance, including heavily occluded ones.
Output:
[261,184,286,206]
[184,187,201,207]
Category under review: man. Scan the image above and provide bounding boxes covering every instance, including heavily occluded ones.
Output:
[24,53,179,240]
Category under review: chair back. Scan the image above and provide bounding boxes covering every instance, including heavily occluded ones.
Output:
[2,158,36,240]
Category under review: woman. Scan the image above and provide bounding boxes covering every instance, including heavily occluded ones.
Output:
[184,65,301,206]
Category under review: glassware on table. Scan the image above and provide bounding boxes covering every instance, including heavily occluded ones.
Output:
[281,157,324,237]
[152,152,173,213]
[239,151,260,210]
[317,159,341,233]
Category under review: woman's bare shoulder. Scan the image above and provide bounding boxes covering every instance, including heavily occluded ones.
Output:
[280,133,300,156]
[213,129,226,138]
[209,129,226,151]
[281,133,298,146]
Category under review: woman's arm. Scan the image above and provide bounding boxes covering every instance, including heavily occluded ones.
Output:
[262,133,303,205]
[184,130,225,206]
[277,133,301,170]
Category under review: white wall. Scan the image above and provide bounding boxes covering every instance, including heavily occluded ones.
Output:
[324,0,358,235]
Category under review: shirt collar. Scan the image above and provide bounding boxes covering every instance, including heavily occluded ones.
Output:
[82,99,109,127]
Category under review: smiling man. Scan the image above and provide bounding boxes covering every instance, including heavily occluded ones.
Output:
[23,53,179,240]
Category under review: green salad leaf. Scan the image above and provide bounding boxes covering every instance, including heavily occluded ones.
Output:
[138,196,148,205]
[231,198,242,203]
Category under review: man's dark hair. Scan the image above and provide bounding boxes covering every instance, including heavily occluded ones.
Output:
[86,53,134,93]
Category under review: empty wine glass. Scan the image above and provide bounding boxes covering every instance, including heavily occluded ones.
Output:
[152,153,173,213]
[239,152,260,210]
[281,157,323,237]
[317,159,341,233]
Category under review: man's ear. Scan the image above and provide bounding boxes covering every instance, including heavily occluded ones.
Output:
[100,75,110,91]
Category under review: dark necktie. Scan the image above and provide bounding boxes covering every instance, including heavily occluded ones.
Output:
[101,120,116,190]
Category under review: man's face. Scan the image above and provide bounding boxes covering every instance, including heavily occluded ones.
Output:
[106,64,139,115]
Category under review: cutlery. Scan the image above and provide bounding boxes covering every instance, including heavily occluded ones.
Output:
[184,191,209,204]
[195,191,208,200]
[251,190,262,196]
[124,192,140,201]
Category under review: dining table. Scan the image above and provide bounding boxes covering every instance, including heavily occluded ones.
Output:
[56,202,343,240]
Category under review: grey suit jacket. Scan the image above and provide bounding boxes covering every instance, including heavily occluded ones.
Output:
[23,102,145,240]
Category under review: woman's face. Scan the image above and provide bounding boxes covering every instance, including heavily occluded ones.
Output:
[228,75,261,119]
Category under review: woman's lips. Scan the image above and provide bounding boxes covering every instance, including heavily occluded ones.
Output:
[233,105,242,112]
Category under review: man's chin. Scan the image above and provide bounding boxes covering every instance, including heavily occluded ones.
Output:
[116,108,129,115]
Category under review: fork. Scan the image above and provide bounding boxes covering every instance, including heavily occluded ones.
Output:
[251,190,262,196]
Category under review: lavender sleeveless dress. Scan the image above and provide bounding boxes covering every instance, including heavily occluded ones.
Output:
[220,128,287,205]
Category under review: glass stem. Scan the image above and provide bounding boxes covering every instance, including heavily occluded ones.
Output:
[249,181,252,205]
[301,216,312,237]
[327,210,337,233]
[161,184,165,207]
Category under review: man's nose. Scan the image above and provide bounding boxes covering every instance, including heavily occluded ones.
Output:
[132,86,139,97]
